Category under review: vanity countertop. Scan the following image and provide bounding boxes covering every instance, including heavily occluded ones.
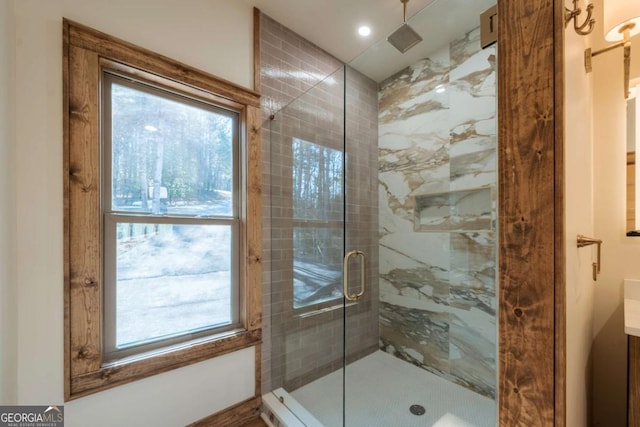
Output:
[625,279,640,337]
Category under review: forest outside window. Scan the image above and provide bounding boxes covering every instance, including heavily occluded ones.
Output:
[63,20,261,400]
[291,138,344,310]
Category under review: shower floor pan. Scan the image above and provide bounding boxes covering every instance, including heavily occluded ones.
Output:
[263,350,496,427]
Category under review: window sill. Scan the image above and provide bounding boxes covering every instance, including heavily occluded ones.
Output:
[68,328,261,401]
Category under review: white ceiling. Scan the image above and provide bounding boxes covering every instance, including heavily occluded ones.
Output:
[245,0,496,82]
[246,0,436,63]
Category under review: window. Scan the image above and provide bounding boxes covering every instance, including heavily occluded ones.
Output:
[102,74,241,361]
[63,20,261,400]
[291,138,344,309]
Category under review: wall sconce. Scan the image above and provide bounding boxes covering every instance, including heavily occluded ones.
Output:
[584,2,640,99]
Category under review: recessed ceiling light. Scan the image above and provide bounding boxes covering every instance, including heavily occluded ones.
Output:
[144,125,158,132]
[358,26,372,37]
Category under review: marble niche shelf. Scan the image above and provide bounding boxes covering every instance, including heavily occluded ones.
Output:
[414,187,494,232]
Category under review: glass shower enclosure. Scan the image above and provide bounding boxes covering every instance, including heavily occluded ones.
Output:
[266,1,498,425]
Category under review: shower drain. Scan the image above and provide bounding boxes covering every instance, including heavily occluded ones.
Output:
[409,404,426,416]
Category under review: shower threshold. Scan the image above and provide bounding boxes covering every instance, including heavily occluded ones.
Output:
[262,388,324,427]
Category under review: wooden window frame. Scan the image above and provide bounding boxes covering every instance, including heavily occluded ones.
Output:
[63,19,262,401]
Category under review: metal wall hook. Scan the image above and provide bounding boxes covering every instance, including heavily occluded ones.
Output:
[577,234,602,281]
[565,0,595,36]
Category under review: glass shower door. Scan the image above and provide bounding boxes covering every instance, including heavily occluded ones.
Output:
[343,0,498,425]
[340,63,383,427]
[268,66,349,426]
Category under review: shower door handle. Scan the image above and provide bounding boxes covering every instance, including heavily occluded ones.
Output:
[343,250,366,301]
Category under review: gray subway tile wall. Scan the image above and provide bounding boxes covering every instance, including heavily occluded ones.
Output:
[259,12,379,394]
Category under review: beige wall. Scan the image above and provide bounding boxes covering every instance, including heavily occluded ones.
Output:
[0,0,17,405]
[591,53,631,426]
[565,2,640,424]
[564,15,595,426]
[591,0,640,425]
[9,0,257,425]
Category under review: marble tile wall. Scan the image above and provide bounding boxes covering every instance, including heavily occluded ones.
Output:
[259,12,379,394]
[378,27,497,399]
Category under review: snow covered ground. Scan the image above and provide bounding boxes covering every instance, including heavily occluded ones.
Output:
[115,224,232,347]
